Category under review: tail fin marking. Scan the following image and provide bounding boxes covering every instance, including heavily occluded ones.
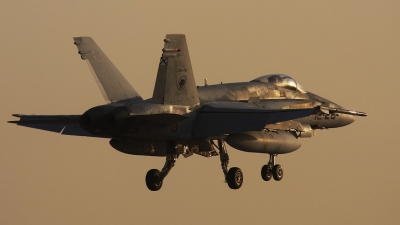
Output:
[152,34,200,106]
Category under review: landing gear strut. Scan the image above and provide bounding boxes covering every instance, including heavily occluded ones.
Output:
[261,154,283,181]
[212,139,243,189]
[145,154,179,191]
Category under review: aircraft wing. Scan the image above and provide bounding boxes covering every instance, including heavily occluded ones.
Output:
[8,114,104,138]
[193,102,316,138]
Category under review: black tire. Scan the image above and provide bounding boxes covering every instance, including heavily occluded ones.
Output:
[145,169,163,191]
[226,167,243,189]
[261,164,272,181]
[272,164,283,181]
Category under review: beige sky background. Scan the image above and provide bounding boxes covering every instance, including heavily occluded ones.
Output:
[1,0,399,224]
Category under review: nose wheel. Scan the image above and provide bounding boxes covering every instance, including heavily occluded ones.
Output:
[261,164,273,181]
[261,154,284,181]
[272,164,283,181]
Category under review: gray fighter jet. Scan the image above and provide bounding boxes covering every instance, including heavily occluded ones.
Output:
[9,34,367,191]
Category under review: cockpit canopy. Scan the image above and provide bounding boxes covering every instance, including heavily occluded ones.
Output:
[251,74,307,93]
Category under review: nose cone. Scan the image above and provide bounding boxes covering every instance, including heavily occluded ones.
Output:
[339,114,355,127]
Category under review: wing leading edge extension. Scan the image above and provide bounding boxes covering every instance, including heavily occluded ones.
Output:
[74,37,142,103]
[193,102,317,138]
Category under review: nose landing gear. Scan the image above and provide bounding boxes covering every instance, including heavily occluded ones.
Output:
[261,154,283,181]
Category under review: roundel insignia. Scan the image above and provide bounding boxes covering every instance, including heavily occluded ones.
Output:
[171,123,178,132]
[177,75,187,90]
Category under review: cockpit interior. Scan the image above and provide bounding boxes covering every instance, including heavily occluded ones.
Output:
[251,74,307,93]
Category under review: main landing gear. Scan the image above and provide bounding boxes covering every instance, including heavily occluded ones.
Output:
[145,139,244,191]
[145,154,178,191]
[144,142,284,191]
[261,154,283,181]
[212,139,243,189]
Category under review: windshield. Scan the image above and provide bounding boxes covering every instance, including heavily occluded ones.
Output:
[251,74,307,93]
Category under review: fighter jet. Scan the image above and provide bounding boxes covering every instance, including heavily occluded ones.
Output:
[9,34,367,191]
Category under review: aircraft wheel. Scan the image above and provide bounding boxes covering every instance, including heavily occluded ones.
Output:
[261,164,272,181]
[145,169,163,191]
[272,164,283,181]
[226,167,243,189]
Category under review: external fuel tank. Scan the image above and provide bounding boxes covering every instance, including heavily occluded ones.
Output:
[225,130,301,154]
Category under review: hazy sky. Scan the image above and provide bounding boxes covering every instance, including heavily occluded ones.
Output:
[1,1,399,224]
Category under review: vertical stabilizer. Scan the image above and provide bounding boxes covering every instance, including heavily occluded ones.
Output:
[152,34,200,106]
[73,37,142,103]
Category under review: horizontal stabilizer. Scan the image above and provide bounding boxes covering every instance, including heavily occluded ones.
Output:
[8,114,103,138]
[193,102,316,138]
[9,114,80,124]
[74,37,142,103]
